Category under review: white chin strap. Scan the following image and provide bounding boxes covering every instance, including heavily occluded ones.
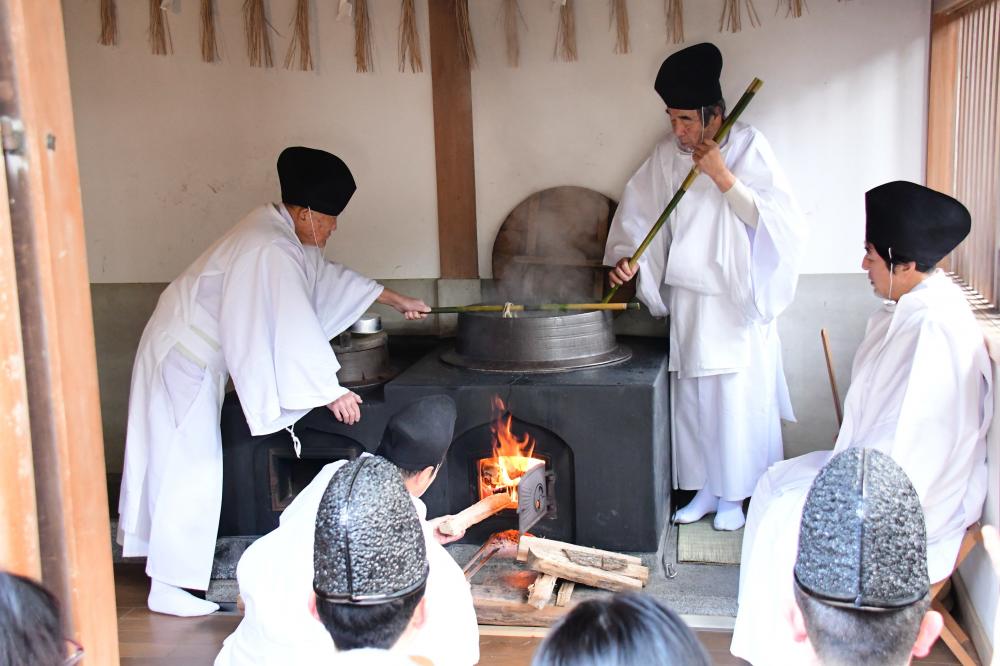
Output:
[887,247,894,302]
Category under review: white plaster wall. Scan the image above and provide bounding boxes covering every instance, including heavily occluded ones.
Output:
[65,0,929,283]
[64,0,440,282]
[469,0,931,277]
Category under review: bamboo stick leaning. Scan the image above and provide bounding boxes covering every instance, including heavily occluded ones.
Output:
[820,328,843,427]
[602,77,764,303]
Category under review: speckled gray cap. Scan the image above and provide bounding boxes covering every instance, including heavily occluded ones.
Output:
[313,456,428,605]
[794,448,929,610]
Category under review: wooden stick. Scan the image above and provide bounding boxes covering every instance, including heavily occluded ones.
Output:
[430,302,641,314]
[554,581,575,607]
[820,329,843,427]
[603,77,764,303]
[438,493,511,536]
[527,573,558,609]
[526,549,643,592]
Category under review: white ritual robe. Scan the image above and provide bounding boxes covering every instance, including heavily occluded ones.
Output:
[118,204,382,591]
[214,457,480,666]
[731,271,992,666]
[604,123,804,500]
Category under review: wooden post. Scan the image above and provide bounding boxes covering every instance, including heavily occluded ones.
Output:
[0,143,40,580]
[428,0,479,278]
[927,11,959,271]
[0,0,119,661]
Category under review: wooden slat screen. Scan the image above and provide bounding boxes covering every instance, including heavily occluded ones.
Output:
[947,0,1000,303]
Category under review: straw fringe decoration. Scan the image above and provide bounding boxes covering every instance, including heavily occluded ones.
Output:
[398,0,423,73]
[719,0,760,33]
[285,0,313,70]
[610,0,630,54]
[455,0,477,68]
[354,0,375,72]
[500,0,525,68]
[554,0,577,62]
[99,0,118,46]
[200,0,220,63]
[243,0,274,67]
[782,0,807,18]
[664,0,684,44]
[148,0,173,55]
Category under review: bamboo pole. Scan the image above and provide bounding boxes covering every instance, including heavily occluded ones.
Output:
[603,77,764,303]
[430,302,641,314]
[820,329,843,427]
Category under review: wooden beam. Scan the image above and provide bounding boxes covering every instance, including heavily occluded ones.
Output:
[0,134,40,580]
[428,0,479,278]
[927,11,960,271]
[0,0,118,661]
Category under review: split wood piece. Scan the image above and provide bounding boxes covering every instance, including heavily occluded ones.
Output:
[526,550,643,593]
[473,596,571,627]
[438,492,511,536]
[517,536,649,584]
[527,573,558,609]
[554,581,575,607]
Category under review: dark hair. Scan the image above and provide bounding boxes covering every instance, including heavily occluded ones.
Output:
[315,582,426,651]
[701,98,726,123]
[531,593,710,666]
[0,572,65,666]
[396,463,440,482]
[870,244,936,273]
[794,584,929,666]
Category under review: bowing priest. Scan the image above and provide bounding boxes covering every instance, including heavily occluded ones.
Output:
[117,147,431,617]
[731,182,991,665]
[604,43,805,530]
[215,395,480,666]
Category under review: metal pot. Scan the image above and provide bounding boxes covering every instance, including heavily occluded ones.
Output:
[441,309,630,373]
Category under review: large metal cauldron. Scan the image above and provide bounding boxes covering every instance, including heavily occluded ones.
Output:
[441,309,630,373]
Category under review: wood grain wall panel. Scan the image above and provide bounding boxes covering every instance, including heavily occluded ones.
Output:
[428,0,480,279]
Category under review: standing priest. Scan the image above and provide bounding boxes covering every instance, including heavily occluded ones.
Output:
[731,182,991,665]
[117,147,430,617]
[604,43,805,530]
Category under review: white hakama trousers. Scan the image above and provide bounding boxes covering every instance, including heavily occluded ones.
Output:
[671,324,787,502]
[119,348,226,591]
[730,451,832,665]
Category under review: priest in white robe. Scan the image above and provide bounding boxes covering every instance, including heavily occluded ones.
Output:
[731,181,991,665]
[604,43,805,530]
[117,147,431,617]
[214,396,480,666]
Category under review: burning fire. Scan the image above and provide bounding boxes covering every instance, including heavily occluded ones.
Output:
[478,396,543,506]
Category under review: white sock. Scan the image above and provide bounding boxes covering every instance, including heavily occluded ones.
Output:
[713,498,746,531]
[674,488,719,524]
[147,579,219,617]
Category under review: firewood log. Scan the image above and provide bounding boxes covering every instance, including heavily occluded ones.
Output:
[517,536,649,583]
[555,581,575,607]
[526,549,643,592]
[527,573,558,609]
[438,492,512,536]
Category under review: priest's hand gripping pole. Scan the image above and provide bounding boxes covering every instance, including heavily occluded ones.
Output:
[429,302,642,314]
[602,77,765,304]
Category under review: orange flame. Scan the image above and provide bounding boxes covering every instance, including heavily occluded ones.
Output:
[478,396,543,505]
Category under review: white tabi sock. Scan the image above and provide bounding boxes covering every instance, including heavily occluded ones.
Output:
[713,499,746,531]
[674,487,719,524]
[147,579,219,617]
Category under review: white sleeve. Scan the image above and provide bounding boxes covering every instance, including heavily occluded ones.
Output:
[312,257,384,339]
[220,245,349,436]
[723,178,759,229]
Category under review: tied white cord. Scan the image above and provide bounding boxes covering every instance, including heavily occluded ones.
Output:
[887,246,894,303]
[285,424,303,458]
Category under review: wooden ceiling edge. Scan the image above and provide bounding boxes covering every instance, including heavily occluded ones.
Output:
[933,0,994,17]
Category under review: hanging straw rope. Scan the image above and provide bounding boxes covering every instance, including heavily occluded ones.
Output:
[554,0,577,62]
[354,0,375,72]
[455,0,477,68]
[148,0,173,55]
[200,0,220,63]
[99,0,118,46]
[782,0,807,18]
[719,0,760,33]
[664,0,684,44]
[398,0,423,72]
[243,0,274,67]
[499,0,525,68]
[285,0,313,70]
[610,0,630,54]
